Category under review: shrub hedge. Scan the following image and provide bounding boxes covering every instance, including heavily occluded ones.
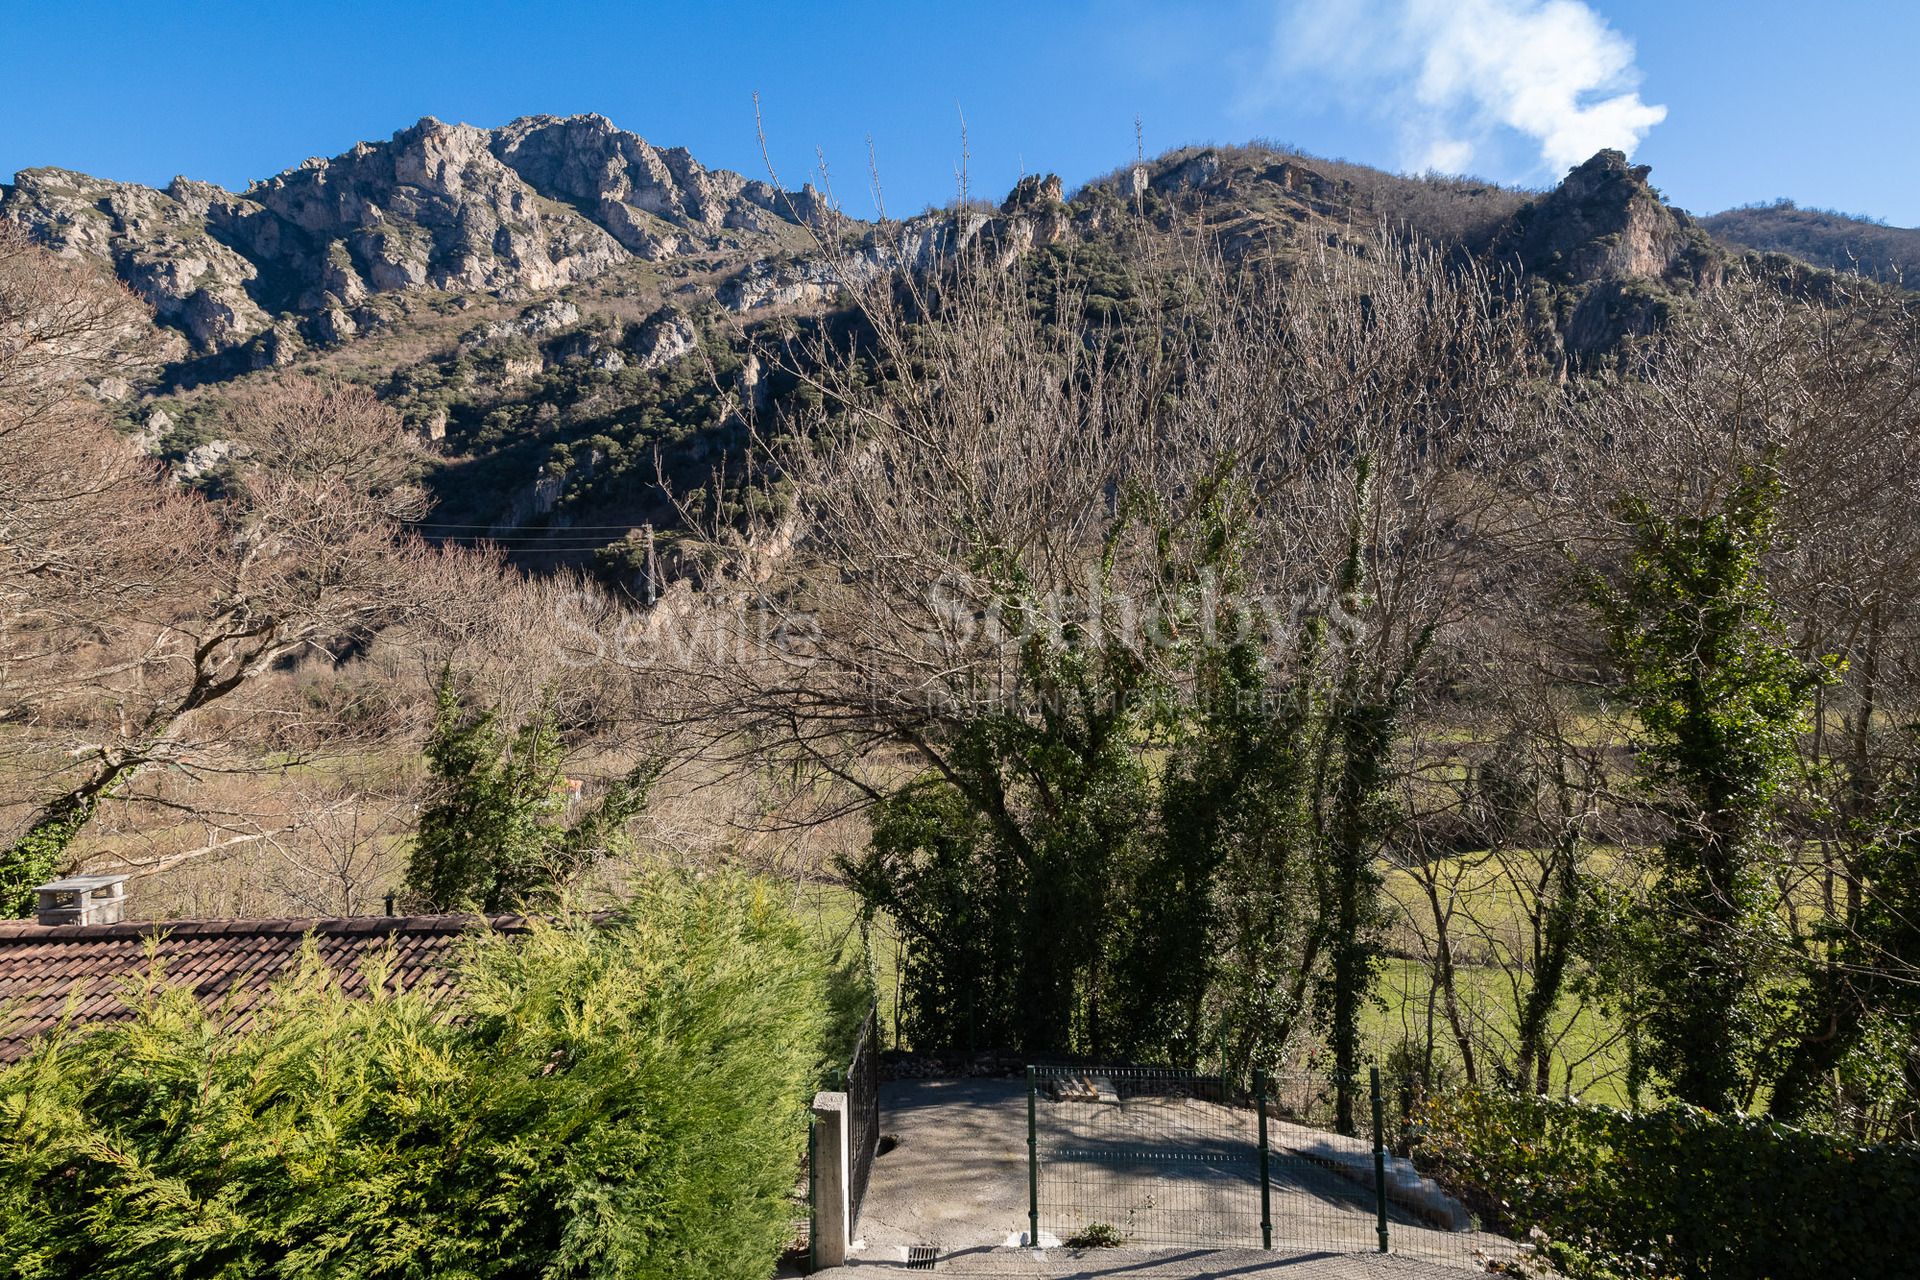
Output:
[1413,1087,1920,1280]
[0,876,833,1279]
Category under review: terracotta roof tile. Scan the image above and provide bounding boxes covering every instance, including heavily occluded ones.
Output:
[0,914,530,1064]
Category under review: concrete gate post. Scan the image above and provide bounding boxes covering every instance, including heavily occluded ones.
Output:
[811,1090,851,1268]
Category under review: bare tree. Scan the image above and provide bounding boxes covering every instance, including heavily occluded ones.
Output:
[1,378,439,911]
[260,778,416,918]
[0,223,186,703]
[639,220,1545,1104]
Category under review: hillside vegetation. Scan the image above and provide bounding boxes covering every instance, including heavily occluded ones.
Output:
[1703,199,1920,285]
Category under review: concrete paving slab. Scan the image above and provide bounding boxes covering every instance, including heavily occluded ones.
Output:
[847,1079,1519,1276]
[854,1078,1033,1253]
[816,1243,1499,1277]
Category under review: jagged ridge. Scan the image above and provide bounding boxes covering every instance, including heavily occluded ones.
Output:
[0,114,842,353]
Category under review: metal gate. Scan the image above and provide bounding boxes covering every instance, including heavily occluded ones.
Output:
[1025,1065,1394,1254]
[845,1006,882,1225]
[806,1005,882,1271]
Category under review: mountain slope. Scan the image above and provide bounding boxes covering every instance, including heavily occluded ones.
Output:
[10,116,1886,581]
[0,114,842,359]
[1702,201,1918,286]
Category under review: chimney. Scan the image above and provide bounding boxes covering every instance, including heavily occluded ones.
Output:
[34,874,129,927]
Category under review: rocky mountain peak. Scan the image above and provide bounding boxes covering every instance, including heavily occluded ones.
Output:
[498,112,850,238]
[1,113,848,356]
[1559,148,1650,202]
[1501,148,1697,286]
[1497,149,1717,355]
[220,113,625,306]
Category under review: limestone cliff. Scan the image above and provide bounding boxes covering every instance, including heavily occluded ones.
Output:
[2,168,268,350]
[0,114,839,353]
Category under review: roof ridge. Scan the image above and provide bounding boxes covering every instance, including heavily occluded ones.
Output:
[0,913,533,942]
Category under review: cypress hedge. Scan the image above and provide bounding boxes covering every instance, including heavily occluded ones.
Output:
[1413,1087,1920,1280]
[0,875,835,1279]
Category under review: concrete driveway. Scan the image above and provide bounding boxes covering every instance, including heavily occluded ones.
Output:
[852,1078,1033,1253]
[816,1246,1504,1277]
[834,1078,1520,1276]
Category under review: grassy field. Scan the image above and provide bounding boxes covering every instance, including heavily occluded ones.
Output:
[1377,850,1635,1103]
[787,871,1634,1103]
[1366,954,1631,1104]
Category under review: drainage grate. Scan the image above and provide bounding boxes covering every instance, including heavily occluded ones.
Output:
[905,1245,938,1269]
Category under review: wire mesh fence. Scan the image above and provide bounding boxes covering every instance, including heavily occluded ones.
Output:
[1028,1066,1262,1248]
[1026,1065,1514,1269]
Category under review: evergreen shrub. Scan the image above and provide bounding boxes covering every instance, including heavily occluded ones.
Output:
[0,875,832,1279]
[1414,1087,1920,1279]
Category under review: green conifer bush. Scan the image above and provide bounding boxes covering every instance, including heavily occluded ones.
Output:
[0,875,833,1279]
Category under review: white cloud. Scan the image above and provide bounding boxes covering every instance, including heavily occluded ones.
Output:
[1259,0,1667,177]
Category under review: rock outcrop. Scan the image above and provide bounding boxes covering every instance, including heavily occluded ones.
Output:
[1495,149,1717,355]
[1499,149,1698,286]
[1,114,842,352]
[475,299,582,343]
[2,169,269,349]
[1001,173,1064,213]
[629,306,698,369]
[718,254,854,312]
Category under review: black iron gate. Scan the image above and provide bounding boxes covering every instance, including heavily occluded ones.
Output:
[805,1005,883,1273]
[845,1005,881,1225]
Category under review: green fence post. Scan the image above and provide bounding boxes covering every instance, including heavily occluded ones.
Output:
[1370,1065,1389,1253]
[1255,1067,1273,1250]
[1026,1065,1040,1248]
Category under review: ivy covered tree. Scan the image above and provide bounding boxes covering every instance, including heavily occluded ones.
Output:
[1109,602,1324,1080]
[1769,732,1920,1126]
[404,673,661,913]
[845,539,1160,1058]
[1313,457,1437,1132]
[846,457,1427,1135]
[1589,465,1832,1111]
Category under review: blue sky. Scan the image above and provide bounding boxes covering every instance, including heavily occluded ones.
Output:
[2,0,1914,224]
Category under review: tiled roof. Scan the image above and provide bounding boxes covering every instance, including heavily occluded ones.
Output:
[0,914,529,1065]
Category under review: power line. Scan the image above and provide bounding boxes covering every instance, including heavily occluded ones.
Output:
[423,536,617,545]
[412,522,655,531]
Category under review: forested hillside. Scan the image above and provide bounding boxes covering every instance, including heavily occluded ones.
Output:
[2,119,1794,567]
